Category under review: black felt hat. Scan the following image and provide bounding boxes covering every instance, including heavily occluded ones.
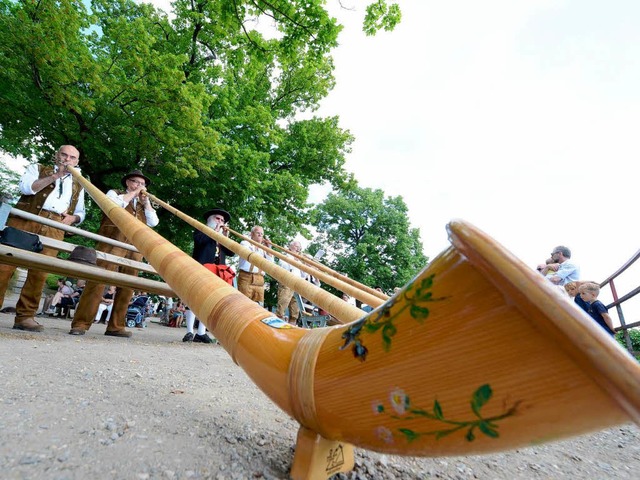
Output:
[203,208,231,223]
[68,245,98,267]
[121,170,151,188]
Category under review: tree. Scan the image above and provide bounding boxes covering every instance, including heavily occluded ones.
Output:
[0,160,20,202]
[309,185,427,296]
[0,0,354,248]
[363,0,402,36]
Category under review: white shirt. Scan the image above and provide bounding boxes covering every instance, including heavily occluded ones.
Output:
[238,240,273,273]
[107,189,159,227]
[19,163,86,223]
[278,254,309,281]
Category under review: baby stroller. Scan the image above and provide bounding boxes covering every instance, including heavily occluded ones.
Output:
[125,295,149,328]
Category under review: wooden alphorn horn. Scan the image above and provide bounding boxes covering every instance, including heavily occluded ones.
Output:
[225,226,388,304]
[69,168,640,480]
[226,226,388,302]
[142,189,383,313]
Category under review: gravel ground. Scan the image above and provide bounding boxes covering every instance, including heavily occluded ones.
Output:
[1,307,639,480]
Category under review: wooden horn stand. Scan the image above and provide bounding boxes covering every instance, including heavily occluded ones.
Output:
[68,169,640,480]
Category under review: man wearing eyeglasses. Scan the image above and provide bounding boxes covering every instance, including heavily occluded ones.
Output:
[237,225,273,306]
[69,170,159,338]
[0,145,86,332]
[547,246,580,286]
[275,240,309,324]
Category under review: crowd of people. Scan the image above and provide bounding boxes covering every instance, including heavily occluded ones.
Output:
[536,245,615,336]
[1,144,623,347]
[39,277,86,318]
[0,143,338,343]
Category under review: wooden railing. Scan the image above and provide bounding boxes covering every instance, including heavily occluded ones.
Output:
[0,203,174,297]
[600,249,640,353]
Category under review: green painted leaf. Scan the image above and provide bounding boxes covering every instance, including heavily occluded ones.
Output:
[409,408,429,418]
[364,322,384,333]
[433,400,443,420]
[421,275,434,289]
[435,429,455,440]
[479,421,499,438]
[416,291,433,302]
[399,428,418,442]
[410,305,430,320]
[382,322,397,338]
[382,334,392,352]
[377,385,518,444]
[471,384,493,417]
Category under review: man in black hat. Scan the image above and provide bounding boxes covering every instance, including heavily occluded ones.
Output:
[182,208,235,343]
[69,170,159,337]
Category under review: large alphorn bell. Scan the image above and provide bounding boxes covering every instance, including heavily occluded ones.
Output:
[143,190,384,313]
[68,168,640,480]
[225,226,388,305]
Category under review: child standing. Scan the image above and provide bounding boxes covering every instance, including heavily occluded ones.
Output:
[578,282,615,336]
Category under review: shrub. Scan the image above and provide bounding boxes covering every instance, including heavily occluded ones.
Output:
[615,328,640,354]
[45,274,63,290]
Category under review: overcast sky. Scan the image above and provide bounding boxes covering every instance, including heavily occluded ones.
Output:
[307,0,639,323]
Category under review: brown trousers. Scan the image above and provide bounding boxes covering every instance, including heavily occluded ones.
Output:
[275,284,299,321]
[237,271,265,303]
[0,212,66,321]
[71,243,142,333]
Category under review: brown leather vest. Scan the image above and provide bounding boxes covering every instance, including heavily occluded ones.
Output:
[14,164,82,216]
[97,190,147,243]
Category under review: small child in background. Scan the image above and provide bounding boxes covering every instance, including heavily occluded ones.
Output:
[578,282,615,336]
[565,281,589,311]
[537,257,559,279]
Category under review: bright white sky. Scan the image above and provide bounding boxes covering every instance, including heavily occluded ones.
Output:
[309,0,640,324]
[4,0,638,325]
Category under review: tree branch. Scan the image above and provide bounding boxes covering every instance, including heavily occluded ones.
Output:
[232,0,268,52]
[248,0,316,41]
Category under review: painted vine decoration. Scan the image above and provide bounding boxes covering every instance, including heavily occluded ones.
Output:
[340,274,447,360]
[374,384,521,444]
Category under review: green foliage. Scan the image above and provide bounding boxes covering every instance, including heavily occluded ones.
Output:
[0,1,413,292]
[616,328,640,354]
[310,185,428,295]
[363,1,402,36]
[0,0,354,247]
[0,158,20,201]
[45,274,63,290]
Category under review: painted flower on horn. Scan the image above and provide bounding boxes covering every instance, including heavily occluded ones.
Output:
[341,274,447,359]
[390,388,409,415]
[372,384,521,444]
[375,426,394,444]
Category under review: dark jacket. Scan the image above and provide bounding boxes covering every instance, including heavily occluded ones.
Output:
[192,230,235,265]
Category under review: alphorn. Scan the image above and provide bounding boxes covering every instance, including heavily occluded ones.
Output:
[68,168,640,480]
[0,244,174,296]
[4,205,138,252]
[226,226,387,304]
[142,190,382,317]
[226,226,388,303]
